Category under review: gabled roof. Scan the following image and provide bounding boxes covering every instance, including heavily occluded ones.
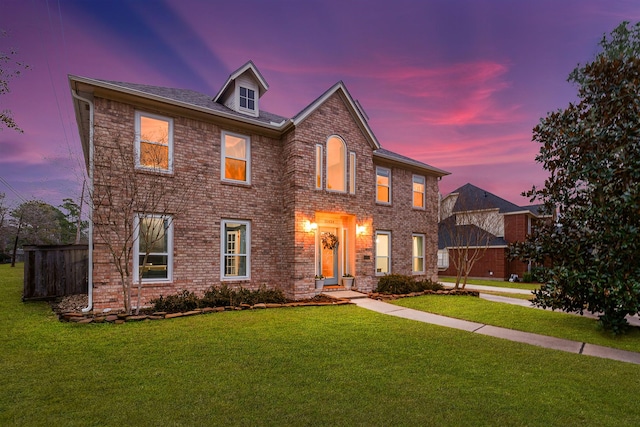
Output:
[292,81,381,150]
[449,183,536,214]
[374,148,450,178]
[213,60,269,103]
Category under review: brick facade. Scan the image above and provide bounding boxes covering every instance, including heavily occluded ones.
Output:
[72,65,448,312]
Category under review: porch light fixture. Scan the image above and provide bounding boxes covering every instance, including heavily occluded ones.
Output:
[304,220,318,233]
[356,224,366,235]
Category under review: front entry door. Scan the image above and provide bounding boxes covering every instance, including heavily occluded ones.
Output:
[319,227,339,285]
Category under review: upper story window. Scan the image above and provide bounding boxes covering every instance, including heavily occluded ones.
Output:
[326,136,346,192]
[135,111,173,172]
[413,175,426,209]
[376,166,391,204]
[349,152,356,195]
[239,86,255,112]
[222,131,251,184]
[315,144,323,189]
[134,214,173,283]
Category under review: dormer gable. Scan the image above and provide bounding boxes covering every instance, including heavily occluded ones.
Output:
[213,60,269,118]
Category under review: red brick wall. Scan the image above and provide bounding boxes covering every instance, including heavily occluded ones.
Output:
[504,213,528,243]
[89,91,443,311]
[440,247,507,279]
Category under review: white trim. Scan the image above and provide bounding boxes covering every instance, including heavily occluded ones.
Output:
[221,130,251,184]
[213,60,269,103]
[375,230,391,276]
[134,111,174,173]
[326,135,347,193]
[412,175,426,210]
[221,219,251,281]
[133,214,174,283]
[349,152,356,195]
[412,233,426,274]
[376,166,392,205]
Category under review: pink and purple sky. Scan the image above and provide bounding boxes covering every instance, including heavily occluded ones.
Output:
[1,0,639,209]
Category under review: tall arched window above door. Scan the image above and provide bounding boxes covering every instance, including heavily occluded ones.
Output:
[326,135,346,192]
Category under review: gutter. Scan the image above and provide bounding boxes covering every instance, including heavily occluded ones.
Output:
[71,89,94,313]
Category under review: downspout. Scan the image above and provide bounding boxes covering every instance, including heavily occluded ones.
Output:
[71,90,94,313]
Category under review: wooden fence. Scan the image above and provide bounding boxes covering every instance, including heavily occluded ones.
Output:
[23,245,88,300]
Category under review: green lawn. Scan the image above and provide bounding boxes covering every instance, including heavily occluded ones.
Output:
[439,276,540,291]
[2,264,640,426]
[392,295,640,352]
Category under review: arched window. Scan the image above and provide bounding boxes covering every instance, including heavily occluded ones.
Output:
[326,136,346,192]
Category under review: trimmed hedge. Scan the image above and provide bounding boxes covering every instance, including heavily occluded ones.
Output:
[150,284,288,313]
[375,274,444,295]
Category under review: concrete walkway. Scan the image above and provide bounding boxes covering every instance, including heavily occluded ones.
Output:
[322,290,640,365]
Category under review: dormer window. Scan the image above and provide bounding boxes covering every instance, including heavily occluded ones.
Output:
[239,87,255,111]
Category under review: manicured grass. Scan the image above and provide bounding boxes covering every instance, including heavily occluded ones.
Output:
[392,295,640,352]
[439,276,540,290]
[2,264,640,426]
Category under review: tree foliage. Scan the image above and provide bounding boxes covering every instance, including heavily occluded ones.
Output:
[513,21,640,333]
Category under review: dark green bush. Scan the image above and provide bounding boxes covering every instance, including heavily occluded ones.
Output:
[375,274,444,294]
[149,290,199,313]
[152,284,288,313]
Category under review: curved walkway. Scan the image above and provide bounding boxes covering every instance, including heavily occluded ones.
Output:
[322,290,640,365]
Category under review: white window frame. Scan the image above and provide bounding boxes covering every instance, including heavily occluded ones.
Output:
[376,166,392,205]
[412,233,426,274]
[221,130,251,184]
[133,214,173,283]
[315,144,323,190]
[349,152,356,195]
[134,111,174,173]
[326,135,347,193]
[375,230,391,276]
[412,175,426,209]
[221,219,251,281]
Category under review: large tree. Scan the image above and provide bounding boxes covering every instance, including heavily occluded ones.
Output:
[514,21,640,333]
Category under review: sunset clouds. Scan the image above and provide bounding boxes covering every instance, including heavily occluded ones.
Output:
[1,0,639,207]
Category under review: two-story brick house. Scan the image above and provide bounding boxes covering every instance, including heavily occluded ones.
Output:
[70,61,449,312]
[438,183,548,280]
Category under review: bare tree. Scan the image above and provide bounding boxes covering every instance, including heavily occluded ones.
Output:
[439,194,503,289]
[90,126,197,314]
[1,29,30,133]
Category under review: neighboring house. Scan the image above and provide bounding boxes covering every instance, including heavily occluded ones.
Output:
[438,183,548,280]
[70,61,449,311]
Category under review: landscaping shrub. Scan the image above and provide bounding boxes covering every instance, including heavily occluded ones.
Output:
[375,274,444,294]
[150,290,199,313]
[152,284,288,313]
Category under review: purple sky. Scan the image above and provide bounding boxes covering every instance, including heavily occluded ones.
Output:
[1,0,639,210]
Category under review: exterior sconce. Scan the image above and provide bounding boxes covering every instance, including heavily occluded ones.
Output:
[304,220,318,233]
[356,224,366,235]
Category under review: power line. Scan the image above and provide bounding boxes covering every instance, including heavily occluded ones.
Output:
[0,175,28,203]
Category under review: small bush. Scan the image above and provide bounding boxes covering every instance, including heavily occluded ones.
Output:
[150,290,199,313]
[522,272,533,283]
[375,274,444,294]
